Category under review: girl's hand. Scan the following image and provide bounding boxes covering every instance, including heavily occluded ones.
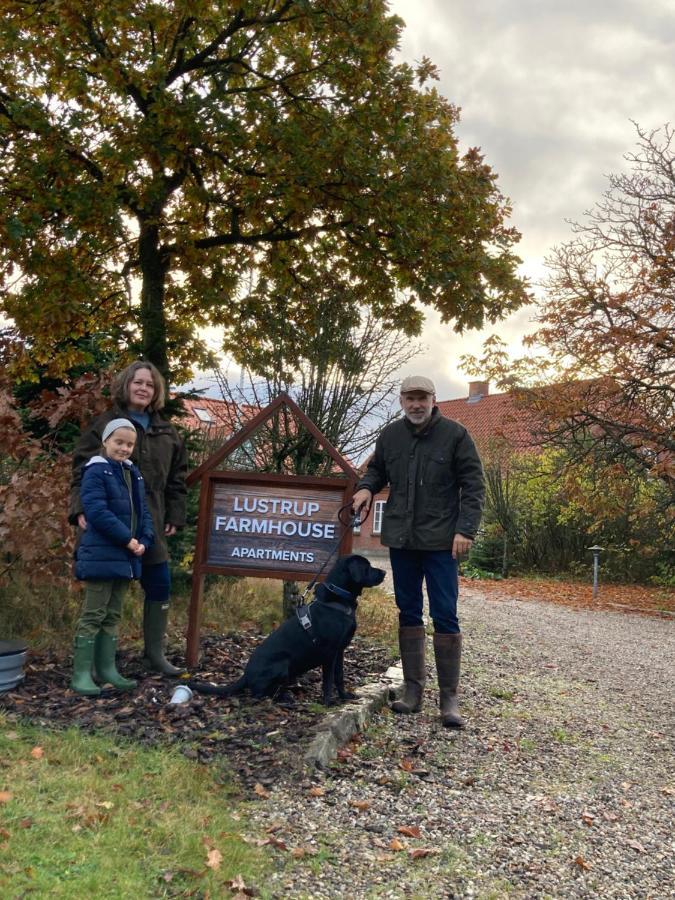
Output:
[127,538,140,552]
[77,514,87,530]
[134,543,146,557]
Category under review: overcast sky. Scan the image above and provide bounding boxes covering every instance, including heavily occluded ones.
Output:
[388,0,675,399]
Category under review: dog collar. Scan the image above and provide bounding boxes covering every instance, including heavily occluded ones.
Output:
[325,582,355,601]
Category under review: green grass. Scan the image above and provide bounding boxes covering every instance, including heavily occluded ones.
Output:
[0,721,271,899]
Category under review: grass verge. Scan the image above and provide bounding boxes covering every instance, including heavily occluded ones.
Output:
[0,721,269,899]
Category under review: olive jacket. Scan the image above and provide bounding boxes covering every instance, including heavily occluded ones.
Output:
[356,408,485,551]
[69,405,188,565]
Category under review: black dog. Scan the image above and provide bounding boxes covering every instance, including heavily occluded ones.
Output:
[190,554,385,705]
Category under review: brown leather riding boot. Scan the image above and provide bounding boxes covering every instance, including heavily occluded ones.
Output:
[391,626,426,714]
[433,632,465,728]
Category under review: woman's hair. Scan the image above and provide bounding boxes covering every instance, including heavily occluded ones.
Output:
[112,360,167,412]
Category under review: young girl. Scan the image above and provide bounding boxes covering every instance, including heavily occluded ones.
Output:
[70,419,154,696]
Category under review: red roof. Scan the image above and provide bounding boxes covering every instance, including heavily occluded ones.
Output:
[437,391,542,453]
[175,395,255,434]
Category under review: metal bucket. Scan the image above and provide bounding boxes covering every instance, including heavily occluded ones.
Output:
[0,639,28,693]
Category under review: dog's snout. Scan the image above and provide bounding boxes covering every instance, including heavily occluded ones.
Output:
[369,567,386,586]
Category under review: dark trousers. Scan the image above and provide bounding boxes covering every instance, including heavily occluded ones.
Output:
[140,561,171,603]
[389,548,459,634]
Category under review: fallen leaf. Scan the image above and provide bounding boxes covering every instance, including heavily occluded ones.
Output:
[409,848,437,859]
[95,801,114,810]
[581,812,595,827]
[399,758,414,772]
[19,818,33,829]
[253,783,270,799]
[205,848,222,870]
[350,800,371,811]
[627,840,646,853]
[389,838,406,852]
[398,825,421,839]
[5,732,19,741]
[30,747,44,760]
[308,786,325,797]
[265,836,288,851]
[291,847,307,858]
[0,792,13,803]
[0,828,9,840]
[574,855,591,871]
[227,874,253,894]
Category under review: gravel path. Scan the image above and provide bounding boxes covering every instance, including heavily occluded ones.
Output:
[245,588,675,899]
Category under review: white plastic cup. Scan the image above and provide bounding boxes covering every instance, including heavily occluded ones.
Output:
[169,684,193,705]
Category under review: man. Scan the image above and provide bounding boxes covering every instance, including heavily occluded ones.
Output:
[352,375,484,727]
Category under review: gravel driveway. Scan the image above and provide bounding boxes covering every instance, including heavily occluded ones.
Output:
[246,588,674,899]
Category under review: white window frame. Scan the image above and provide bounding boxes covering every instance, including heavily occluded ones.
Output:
[193,407,213,424]
[372,499,385,535]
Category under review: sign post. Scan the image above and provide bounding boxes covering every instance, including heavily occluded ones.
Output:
[185,394,357,666]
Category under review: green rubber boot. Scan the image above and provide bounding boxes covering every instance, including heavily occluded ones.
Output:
[94,632,137,690]
[143,601,183,676]
[70,636,101,696]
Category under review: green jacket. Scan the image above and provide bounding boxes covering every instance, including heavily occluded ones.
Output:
[69,405,188,565]
[357,408,484,550]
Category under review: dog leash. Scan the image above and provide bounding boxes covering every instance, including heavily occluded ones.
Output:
[296,501,372,641]
[298,502,370,603]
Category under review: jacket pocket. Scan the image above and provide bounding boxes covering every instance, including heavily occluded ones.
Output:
[422,452,452,486]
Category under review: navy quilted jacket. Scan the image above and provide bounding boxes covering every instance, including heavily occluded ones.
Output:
[75,456,154,581]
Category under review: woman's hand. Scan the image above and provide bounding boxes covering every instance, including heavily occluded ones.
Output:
[164,523,177,537]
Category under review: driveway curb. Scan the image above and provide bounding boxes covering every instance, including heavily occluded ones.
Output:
[304,663,404,768]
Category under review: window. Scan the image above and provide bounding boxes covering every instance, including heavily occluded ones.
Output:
[193,407,213,424]
[372,500,385,534]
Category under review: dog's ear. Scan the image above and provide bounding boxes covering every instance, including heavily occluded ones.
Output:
[346,555,369,585]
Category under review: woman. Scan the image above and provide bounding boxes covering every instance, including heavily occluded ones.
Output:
[70,361,188,675]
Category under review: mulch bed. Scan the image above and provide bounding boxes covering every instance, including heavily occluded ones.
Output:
[0,631,393,789]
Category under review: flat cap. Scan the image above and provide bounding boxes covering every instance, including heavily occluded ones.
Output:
[400,375,436,395]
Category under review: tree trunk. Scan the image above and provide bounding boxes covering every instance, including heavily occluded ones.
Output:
[282,580,301,619]
[138,220,170,377]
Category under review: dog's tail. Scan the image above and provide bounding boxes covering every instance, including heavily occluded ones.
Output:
[189,675,246,697]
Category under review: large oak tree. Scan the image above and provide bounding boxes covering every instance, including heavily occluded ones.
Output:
[0,0,526,382]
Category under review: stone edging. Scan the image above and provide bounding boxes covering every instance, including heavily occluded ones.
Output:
[304,663,404,768]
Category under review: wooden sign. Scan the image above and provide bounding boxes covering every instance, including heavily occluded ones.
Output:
[185,393,358,666]
[200,472,351,579]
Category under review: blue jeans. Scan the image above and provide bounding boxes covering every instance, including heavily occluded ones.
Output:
[389,548,459,634]
[140,561,171,603]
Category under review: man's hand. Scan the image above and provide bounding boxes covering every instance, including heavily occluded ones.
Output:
[351,489,373,520]
[452,533,473,559]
